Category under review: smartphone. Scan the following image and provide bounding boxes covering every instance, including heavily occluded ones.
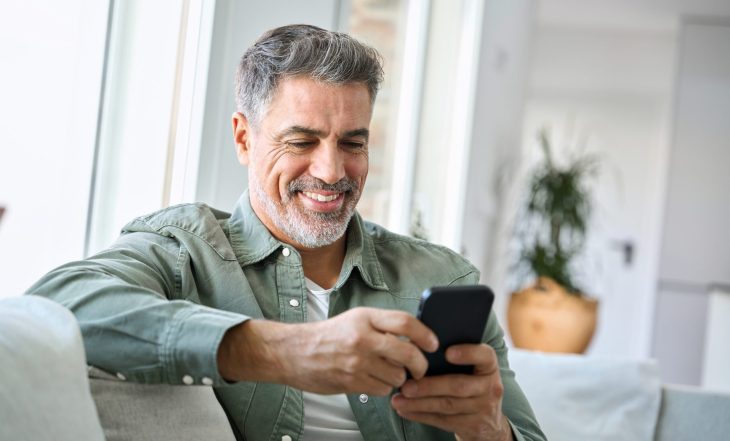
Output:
[416,285,494,376]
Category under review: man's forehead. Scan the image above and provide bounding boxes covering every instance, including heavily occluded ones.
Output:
[258,77,374,136]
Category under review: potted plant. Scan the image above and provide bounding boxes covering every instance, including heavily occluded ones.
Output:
[507,128,599,354]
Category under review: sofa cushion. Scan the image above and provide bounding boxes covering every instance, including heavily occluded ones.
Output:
[655,384,730,441]
[89,366,236,441]
[0,296,105,441]
[509,348,661,441]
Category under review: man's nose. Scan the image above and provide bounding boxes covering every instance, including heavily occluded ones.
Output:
[309,142,346,185]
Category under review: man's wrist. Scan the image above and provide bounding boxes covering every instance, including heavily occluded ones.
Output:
[217,319,292,383]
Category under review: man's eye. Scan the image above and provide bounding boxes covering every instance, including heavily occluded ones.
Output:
[342,141,366,149]
[286,141,314,148]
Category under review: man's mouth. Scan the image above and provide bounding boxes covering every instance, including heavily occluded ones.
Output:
[301,191,343,202]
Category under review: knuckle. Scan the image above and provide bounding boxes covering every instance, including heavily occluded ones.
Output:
[391,312,411,331]
[492,381,504,399]
[343,355,363,374]
[443,396,458,412]
[344,332,365,350]
[375,384,392,396]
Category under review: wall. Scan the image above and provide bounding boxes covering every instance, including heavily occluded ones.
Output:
[515,25,676,357]
[0,0,109,297]
[459,0,537,327]
[652,20,730,385]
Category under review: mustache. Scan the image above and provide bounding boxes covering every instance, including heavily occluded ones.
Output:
[288,176,358,194]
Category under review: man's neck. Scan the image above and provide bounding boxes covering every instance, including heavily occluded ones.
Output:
[297,236,346,290]
[248,197,347,289]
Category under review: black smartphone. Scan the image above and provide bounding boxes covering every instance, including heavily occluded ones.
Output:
[416,285,494,376]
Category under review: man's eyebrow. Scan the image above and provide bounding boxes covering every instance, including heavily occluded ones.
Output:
[275,126,369,141]
[342,128,369,140]
[275,126,325,140]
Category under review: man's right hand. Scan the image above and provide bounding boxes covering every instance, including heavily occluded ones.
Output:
[217,307,439,396]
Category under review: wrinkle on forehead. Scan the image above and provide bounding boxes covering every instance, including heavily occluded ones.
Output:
[263,78,372,130]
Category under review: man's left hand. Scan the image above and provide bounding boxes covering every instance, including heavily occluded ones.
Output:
[390,343,513,441]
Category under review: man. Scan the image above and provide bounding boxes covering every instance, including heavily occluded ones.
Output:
[28,25,544,441]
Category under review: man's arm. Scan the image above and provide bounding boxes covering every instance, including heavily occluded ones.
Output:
[217,307,440,395]
[26,232,247,386]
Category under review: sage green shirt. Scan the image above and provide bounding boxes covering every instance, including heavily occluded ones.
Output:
[27,192,545,441]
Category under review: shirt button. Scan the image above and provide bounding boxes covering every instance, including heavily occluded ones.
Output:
[116,372,126,381]
[282,247,291,257]
[289,298,300,307]
[359,393,369,404]
[281,436,292,441]
[201,377,213,386]
[182,375,194,385]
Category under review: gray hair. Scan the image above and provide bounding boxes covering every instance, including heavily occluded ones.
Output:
[235,24,384,126]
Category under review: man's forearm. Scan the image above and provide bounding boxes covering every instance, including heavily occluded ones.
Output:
[217,319,293,383]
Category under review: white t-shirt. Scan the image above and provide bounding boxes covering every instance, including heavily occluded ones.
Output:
[301,278,364,441]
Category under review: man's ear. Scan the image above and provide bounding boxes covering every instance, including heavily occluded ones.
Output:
[232,112,252,166]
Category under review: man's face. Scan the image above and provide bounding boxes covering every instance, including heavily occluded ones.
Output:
[234,76,372,249]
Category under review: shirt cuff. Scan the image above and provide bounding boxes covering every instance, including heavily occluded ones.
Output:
[163,304,249,386]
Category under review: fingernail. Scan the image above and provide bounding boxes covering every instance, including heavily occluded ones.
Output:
[447,347,460,360]
[430,336,439,352]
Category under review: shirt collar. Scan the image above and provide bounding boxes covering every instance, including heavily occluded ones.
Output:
[227,190,389,292]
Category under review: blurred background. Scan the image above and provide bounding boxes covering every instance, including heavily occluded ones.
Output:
[1,0,728,391]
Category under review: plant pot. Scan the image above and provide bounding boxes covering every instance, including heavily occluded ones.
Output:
[507,277,598,354]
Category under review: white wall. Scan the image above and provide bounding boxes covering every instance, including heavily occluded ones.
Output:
[0,0,109,297]
[459,0,537,328]
[516,25,676,357]
[652,20,730,386]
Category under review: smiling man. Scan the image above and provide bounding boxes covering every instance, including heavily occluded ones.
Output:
[28,25,545,441]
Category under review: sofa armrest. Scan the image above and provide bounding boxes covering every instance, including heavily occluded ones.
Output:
[655,385,730,441]
[89,366,236,441]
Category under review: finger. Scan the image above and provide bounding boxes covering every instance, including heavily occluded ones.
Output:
[366,355,408,388]
[371,332,429,379]
[392,409,472,435]
[391,393,484,416]
[368,310,439,352]
[446,343,499,375]
[400,374,489,399]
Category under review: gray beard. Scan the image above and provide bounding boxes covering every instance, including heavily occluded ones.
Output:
[249,168,359,248]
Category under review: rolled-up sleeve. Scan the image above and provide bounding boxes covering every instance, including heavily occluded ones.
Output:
[26,232,248,386]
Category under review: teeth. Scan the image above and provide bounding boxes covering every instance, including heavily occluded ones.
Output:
[303,191,340,202]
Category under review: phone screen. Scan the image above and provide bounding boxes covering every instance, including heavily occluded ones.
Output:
[417,285,494,376]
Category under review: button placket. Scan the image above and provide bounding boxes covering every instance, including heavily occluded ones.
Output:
[276,249,305,324]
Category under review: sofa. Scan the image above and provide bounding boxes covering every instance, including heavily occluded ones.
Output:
[2,296,729,441]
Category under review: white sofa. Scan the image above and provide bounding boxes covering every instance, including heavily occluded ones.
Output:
[509,348,730,440]
[2,296,729,441]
